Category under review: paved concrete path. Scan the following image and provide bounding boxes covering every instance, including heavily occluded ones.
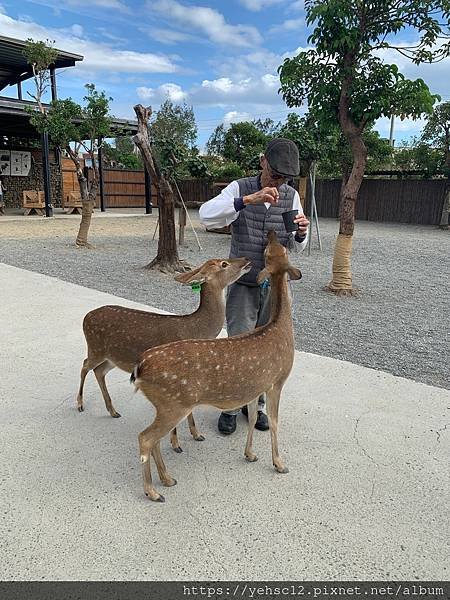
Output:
[0,263,448,581]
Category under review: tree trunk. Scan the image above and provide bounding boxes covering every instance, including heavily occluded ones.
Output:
[68,149,96,248]
[439,183,450,230]
[75,178,97,247]
[326,77,368,296]
[132,104,189,273]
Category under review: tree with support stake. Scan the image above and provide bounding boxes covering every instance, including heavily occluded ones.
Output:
[279,0,448,295]
[25,40,112,248]
[133,104,191,274]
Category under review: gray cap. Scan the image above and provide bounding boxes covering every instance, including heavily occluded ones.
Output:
[264,138,300,177]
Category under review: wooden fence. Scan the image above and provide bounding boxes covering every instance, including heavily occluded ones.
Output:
[60,159,448,225]
[307,178,447,225]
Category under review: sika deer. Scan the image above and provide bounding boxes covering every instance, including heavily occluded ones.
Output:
[77,257,251,451]
[131,230,301,502]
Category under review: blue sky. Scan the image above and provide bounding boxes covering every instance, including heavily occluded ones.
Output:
[1,0,449,149]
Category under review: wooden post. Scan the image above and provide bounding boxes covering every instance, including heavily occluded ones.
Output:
[144,165,152,214]
[178,204,187,246]
[98,140,105,212]
[41,131,53,217]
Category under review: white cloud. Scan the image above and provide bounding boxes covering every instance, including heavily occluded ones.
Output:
[289,0,304,10]
[0,12,179,76]
[137,83,187,103]
[270,18,304,33]
[136,73,284,108]
[150,0,262,47]
[147,28,197,45]
[65,0,129,12]
[223,110,252,127]
[70,23,83,36]
[239,0,284,10]
[210,49,283,81]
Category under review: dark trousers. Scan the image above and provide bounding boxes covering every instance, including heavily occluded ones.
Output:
[223,282,272,416]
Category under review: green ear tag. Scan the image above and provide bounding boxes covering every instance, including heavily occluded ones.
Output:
[191,283,202,293]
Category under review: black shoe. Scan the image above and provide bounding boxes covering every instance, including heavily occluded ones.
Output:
[218,412,237,435]
[241,405,269,431]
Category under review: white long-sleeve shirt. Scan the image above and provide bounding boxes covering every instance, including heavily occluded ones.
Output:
[199,180,308,252]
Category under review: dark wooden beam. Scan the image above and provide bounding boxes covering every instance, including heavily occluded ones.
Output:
[50,67,57,102]
[41,131,53,217]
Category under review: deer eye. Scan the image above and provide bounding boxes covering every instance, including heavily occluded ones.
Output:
[221,261,229,268]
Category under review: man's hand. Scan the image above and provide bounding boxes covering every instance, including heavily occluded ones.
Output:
[243,187,279,206]
[294,214,309,235]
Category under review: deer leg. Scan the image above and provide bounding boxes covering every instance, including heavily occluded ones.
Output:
[244,398,259,462]
[93,360,120,418]
[187,412,205,442]
[152,441,177,487]
[77,358,91,412]
[77,356,104,412]
[170,412,205,453]
[170,427,183,453]
[266,383,288,474]
[139,408,190,502]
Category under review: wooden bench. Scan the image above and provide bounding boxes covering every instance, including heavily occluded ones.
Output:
[23,191,45,216]
[62,191,83,215]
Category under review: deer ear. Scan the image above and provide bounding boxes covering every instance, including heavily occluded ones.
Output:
[174,265,204,284]
[287,266,302,280]
[257,267,271,285]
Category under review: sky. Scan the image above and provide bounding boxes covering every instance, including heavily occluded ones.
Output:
[1,0,449,149]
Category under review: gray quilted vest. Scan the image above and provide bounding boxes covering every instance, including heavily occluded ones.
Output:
[230,175,295,286]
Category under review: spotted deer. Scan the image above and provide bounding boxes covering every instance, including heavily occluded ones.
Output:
[131,230,301,502]
[77,257,251,451]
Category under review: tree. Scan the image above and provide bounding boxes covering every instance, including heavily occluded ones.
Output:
[317,128,393,177]
[133,104,189,273]
[103,136,143,169]
[29,87,112,247]
[25,40,112,247]
[252,117,279,136]
[23,39,57,110]
[223,121,268,172]
[422,101,450,228]
[279,0,447,294]
[149,99,197,169]
[393,138,442,175]
[206,123,226,156]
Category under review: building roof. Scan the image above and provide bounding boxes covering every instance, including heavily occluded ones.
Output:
[0,97,138,140]
[0,35,83,91]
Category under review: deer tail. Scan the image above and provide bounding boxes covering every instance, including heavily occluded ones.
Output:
[130,363,141,393]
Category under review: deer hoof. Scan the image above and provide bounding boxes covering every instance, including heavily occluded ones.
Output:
[111,412,121,418]
[194,434,205,442]
[162,477,177,488]
[173,446,183,454]
[77,406,84,413]
[274,465,289,474]
[145,491,165,503]
[245,454,258,463]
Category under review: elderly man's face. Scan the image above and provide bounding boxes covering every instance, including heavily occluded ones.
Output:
[260,155,289,189]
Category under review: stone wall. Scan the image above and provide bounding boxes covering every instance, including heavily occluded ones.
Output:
[2,148,62,208]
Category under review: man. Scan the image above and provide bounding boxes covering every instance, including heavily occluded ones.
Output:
[199,138,309,434]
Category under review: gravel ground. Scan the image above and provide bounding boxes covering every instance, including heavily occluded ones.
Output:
[1,211,449,389]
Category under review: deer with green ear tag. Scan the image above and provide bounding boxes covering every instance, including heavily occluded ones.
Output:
[77,257,251,452]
